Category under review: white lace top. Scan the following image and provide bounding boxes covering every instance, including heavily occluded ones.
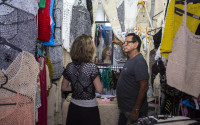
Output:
[124,0,138,31]
[62,0,76,51]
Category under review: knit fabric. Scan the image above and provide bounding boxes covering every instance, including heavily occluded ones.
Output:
[47,46,64,80]
[166,3,200,97]
[38,0,51,42]
[40,0,55,46]
[39,0,47,8]
[45,56,53,85]
[116,0,125,32]
[0,94,34,125]
[101,0,123,41]
[37,57,47,125]
[63,63,99,100]
[0,0,38,16]
[62,0,76,51]
[124,0,138,31]
[0,9,38,55]
[0,51,39,124]
[91,0,98,40]
[160,0,200,59]
[54,0,63,46]
[70,4,92,51]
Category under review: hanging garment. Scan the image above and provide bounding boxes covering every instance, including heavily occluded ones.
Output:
[124,0,138,31]
[41,0,55,46]
[39,0,47,8]
[0,9,37,55]
[166,3,200,97]
[37,57,47,125]
[47,46,64,80]
[116,0,125,32]
[0,93,35,125]
[153,28,162,49]
[54,0,63,46]
[0,51,39,124]
[91,0,98,40]
[101,0,123,41]
[0,0,38,16]
[62,0,76,51]
[69,4,92,51]
[160,0,200,59]
[38,0,51,42]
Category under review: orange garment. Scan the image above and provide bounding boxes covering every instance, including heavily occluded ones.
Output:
[0,94,34,125]
[0,51,39,124]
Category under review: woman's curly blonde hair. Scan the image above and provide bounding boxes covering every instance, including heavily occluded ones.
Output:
[70,34,96,65]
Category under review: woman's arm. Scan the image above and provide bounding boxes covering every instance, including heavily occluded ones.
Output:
[61,78,72,92]
[93,75,103,93]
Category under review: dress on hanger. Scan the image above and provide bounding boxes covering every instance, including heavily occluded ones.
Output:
[0,9,37,55]
[124,0,138,31]
[70,3,92,51]
[116,0,125,32]
[62,0,76,51]
[166,2,200,97]
[0,51,39,124]
[101,0,122,41]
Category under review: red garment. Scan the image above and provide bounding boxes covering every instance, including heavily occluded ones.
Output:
[37,57,47,125]
[38,0,51,42]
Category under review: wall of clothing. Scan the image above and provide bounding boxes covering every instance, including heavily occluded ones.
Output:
[0,0,200,124]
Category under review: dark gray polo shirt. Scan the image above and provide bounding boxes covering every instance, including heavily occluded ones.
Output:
[117,53,149,112]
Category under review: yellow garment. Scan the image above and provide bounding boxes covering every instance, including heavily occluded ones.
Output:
[160,0,200,59]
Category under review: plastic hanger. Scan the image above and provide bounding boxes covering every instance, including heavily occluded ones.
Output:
[0,37,22,52]
[0,72,17,94]
[174,7,200,20]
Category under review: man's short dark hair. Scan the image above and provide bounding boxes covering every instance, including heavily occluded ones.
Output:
[126,33,141,52]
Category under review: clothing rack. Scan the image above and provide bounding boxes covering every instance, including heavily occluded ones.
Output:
[98,66,123,69]
[95,21,110,23]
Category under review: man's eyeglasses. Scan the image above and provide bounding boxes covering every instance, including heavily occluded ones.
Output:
[122,40,136,45]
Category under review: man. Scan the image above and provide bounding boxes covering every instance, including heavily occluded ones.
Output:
[117,33,149,125]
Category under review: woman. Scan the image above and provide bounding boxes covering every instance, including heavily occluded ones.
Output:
[62,34,103,125]
[102,46,112,64]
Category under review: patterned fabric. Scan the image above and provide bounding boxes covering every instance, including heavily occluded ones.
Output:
[160,0,200,59]
[0,9,37,55]
[70,4,92,51]
[0,51,39,123]
[101,0,123,41]
[54,0,63,46]
[63,63,99,100]
[116,0,125,32]
[124,0,138,31]
[0,94,34,125]
[47,46,64,80]
[0,0,38,16]
[166,3,200,97]
[62,0,76,51]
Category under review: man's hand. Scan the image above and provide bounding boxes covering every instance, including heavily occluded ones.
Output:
[129,110,139,122]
